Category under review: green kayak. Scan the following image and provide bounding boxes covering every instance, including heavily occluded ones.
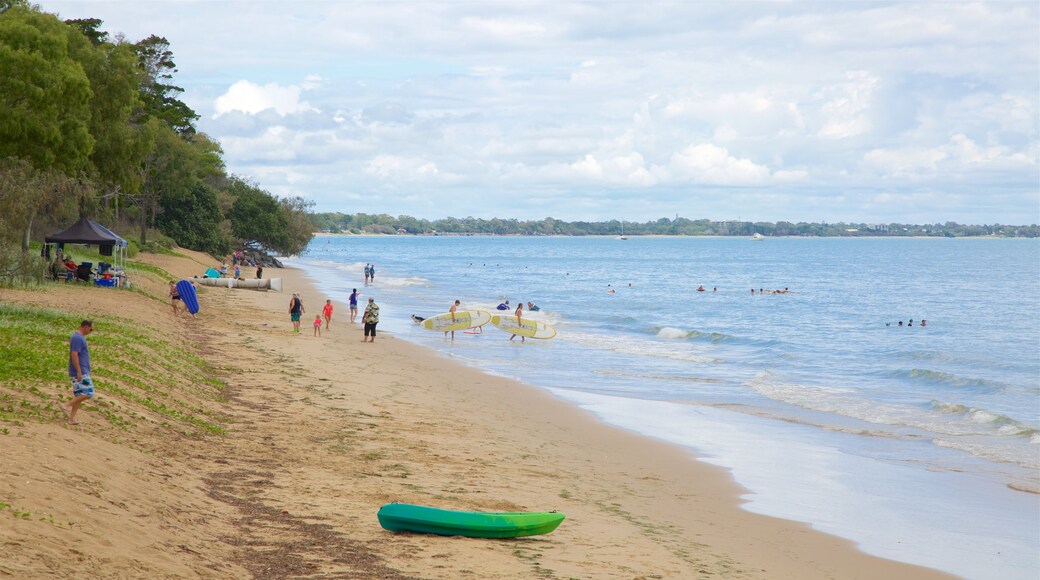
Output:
[377,503,565,538]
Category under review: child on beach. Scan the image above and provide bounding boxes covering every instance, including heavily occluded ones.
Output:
[313,314,323,337]
[323,299,333,330]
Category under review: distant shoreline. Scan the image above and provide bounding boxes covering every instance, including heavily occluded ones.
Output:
[312,232,1033,239]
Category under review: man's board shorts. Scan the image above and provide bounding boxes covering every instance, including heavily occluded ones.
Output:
[291,312,301,322]
[72,376,95,398]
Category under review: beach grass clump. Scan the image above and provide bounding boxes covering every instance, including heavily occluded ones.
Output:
[0,303,227,438]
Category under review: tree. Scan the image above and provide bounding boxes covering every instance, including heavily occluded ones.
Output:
[156,182,229,254]
[280,195,315,255]
[133,34,197,135]
[64,21,148,220]
[227,178,290,253]
[0,6,96,249]
[0,5,94,173]
[0,157,90,250]
[137,120,195,245]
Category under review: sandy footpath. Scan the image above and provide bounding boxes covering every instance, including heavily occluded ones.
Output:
[0,250,952,579]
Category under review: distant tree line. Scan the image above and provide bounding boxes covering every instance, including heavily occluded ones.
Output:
[0,1,313,283]
[312,213,1039,238]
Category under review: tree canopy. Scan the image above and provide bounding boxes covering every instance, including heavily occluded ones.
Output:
[0,3,313,267]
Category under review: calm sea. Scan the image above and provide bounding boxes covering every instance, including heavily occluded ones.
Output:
[290,236,1039,579]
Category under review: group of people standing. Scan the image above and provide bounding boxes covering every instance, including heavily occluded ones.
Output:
[288,288,380,342]
[364,263,376,285]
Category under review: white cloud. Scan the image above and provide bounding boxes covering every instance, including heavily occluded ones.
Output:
[213,79,318,117]
[366,155,440,180]
[817,71,878,139]
[863,133,1036,177]
[662,144,771,185]
[48,0,1037,221]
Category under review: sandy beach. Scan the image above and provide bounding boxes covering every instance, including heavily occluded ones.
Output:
[0,249,954,579]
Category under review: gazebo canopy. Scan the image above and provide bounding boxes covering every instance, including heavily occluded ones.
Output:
[45,217,127,247]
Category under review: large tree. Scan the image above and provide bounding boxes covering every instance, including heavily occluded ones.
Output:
[227,178,291,253]
[65,18,148,220]
[133,34,197,135]
[0,5,93,172]
[0,5,94,248]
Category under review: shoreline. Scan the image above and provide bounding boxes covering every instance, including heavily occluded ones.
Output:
[1,250,954,578]
[281,261,955,578]
[312,232,1031,239]
[290,240,1040,580]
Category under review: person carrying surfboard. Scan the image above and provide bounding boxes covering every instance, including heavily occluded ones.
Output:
[510,302,525,343]
[446,300,461,342]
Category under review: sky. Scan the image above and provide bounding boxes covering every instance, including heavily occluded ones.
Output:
[44,1,1040,223]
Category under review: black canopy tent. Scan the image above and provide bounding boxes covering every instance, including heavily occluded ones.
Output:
[45,218,128,282]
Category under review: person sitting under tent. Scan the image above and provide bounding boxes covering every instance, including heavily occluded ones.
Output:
[63,257,77,282]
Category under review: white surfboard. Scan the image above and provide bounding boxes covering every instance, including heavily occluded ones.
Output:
[421,310,492,332]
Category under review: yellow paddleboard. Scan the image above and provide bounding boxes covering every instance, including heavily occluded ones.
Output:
[489,315,557,339]
[421,310,492,332]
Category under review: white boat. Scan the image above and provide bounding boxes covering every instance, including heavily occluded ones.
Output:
[751,233,764,241]
[617,221,628,240]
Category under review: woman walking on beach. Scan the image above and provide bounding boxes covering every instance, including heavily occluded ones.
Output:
[349,289,360,323]
[363,297,379,342]
[289,293,304,333]
[510,302,525,343]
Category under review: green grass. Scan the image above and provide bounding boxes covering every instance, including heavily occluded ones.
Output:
[0,303,227,437]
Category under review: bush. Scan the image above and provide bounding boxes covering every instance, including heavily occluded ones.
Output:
[0,243,48,287]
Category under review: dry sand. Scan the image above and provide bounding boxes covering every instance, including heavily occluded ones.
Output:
[0,249,953,579]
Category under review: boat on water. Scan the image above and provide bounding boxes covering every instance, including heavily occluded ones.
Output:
[377,503,565,538]
[751,232,764,241]
[617,221,628,240]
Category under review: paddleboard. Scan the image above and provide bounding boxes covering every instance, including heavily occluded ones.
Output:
[176,279,199,314]
[421,310,492,333]
[489,315,557,339]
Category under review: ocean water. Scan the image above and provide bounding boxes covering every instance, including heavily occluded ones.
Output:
[290,236,1039,579]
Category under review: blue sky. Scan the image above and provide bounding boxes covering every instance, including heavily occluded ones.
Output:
[46,1,1040,223]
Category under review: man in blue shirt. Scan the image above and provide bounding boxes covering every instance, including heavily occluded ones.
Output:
[60,320,95,426]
